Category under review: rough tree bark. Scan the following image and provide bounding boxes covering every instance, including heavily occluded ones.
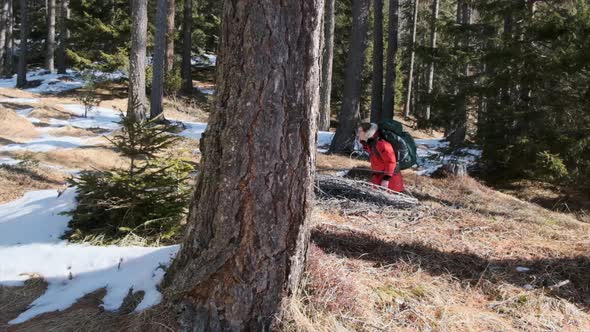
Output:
[0,0,8,72]
[56,0,69,74]
[424,0,440,121]
[181,0,192,94]
[370,0,383,123]
[163,0,324,330]
[46,0,55,72]
[16,0,28,88]
[165,0,175,72]
[318,0,335,131]
[382,0,399,120]
[5,0,13,76]
[127,0,148,121]
[403,0,419,118]
[329,0,370,154]
[150,0,168,119]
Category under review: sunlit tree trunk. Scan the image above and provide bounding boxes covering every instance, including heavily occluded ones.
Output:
[329,0,370,153]
[56,0,69,74]
[318,0,335,131]
[424,0,440,121]
[16,0,28,88]
[370,0,383,123]
[150,0,168,119]
[181,0,192,94]
[165,0,175,72]
[403,0,419,118]
[382,0,399,120]
[46,0,55,72]
[0,0,8,72]
[5,0,13,76]
[127,0,148,121]
[164,0,323,329]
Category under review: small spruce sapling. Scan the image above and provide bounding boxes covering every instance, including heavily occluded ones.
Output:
[75,72,100,117]
[65,97,193,243]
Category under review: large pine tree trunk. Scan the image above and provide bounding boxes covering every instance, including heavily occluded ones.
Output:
[382,0,399,120]
[0,0,7,72]
[150,0,168,119]
[329,0,370,154]
[165,0,175,72]
[370,0,383,123]
[127,0,148,121]
[16,0,28,88]
[403,0,419,118]
[5,0,13,76]
[46,0,55,72]
[318,0,335,131]
[164,0,323,329]
[56,0,69,74]
[424,0,440,121]
[181,0,192,94]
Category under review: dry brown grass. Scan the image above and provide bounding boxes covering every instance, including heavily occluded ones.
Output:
[282,174,590,331]
[0,108,39,141]
[0,164,66,203]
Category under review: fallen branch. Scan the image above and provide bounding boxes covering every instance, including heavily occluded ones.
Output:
[314,174,419,209]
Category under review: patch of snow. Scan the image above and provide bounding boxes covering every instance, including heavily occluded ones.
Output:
[0,134,95,152]
[1,243,179,324]
[318,131,335,148]
[178,121,207,141]
[58,104,122,131]
[0,189,75,246]
[0,98,41,103]
[0,156,22,166]
[191,53,217,67]
[0,69,85,94]
[197,87,216,95]
[0,188,180,324]
[516,266,531,273]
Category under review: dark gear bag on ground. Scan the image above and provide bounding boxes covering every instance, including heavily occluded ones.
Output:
[378,120,418,171]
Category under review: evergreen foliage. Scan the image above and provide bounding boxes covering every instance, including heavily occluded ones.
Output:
[65,114,193,243]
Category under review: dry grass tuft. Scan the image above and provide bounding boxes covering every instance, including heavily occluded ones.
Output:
[0,163,65,203]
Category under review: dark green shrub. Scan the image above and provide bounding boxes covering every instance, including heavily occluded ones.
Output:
[65,115,193,243]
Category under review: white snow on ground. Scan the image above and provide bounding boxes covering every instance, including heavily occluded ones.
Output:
[0,134,95,152]
[197,87,216,95]
[0,156,21,166]
[0,189,76,246]
[59,104,122,131]
[191,53,217,67]
[0,98,40,103]
[0,69,85,94]
[0,188,180,324]
[415,138,482,175]
[176,121,207,141]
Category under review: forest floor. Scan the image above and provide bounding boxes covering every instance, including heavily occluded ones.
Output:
[0,70,588,331]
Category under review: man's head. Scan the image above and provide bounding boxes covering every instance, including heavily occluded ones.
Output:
[357,123,378,144]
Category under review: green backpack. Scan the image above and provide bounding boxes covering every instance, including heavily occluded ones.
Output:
[378,120,418,171]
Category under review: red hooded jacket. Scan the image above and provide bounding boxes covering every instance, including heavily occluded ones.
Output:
[362,133,405,192]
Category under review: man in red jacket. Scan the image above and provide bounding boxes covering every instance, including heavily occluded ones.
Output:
[357,123,405,192]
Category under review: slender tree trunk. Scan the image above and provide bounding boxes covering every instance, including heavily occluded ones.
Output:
[449,0,471,145]
[56,0,69,74]
[424,0,440,121]
[0,0,7,72]
[46,0,55,72]
[181,0,192,94]
[329,0,370,154]
[403,0,419,118]
[16,0,28,88]
[318,0,335,131]
[164,0,323,329]
[370,0,383,123]
[382,0,399,120]
[150,0,168,119]
[5,0,13,76]
[127,0,148,121]
[165,0,175,72]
